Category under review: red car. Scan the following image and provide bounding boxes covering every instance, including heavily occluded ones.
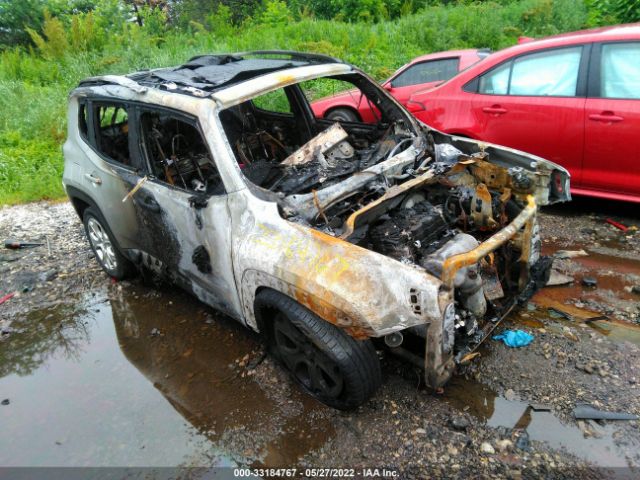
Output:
[407,24,640,203]
[311,49,489,123]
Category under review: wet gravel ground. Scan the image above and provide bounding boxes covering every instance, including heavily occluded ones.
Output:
[1,198,639,479]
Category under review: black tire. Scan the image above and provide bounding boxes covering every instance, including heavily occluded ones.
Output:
[255,289,381,410]
[83,206,135,280]
[326,108,360,123]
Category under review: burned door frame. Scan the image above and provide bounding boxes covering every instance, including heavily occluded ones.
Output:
[247,84,315,146]
[81,97,146,250]
[128,103,242,318]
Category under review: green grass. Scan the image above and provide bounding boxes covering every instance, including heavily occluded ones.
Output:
[0,0,590,205]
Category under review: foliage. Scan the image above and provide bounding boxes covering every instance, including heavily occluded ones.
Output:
[27,10,70,59]
[0,0,98,46]
[0,0,601,204]
[206,4,235,38]
[259,0,292,26]
[587,0,640,25]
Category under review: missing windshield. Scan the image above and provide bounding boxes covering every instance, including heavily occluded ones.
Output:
[218,73,416,196]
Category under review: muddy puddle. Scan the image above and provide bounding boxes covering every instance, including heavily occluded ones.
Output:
[434,241,640,474]
[534,243,640,343]
[443,376,638,473]
[0,285,332,467]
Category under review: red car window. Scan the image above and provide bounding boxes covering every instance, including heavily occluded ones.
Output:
[510,47,582,96]
[392,58,460,87]
[601,42,640,99]
[477,46,582,97]
[479,62,510,95]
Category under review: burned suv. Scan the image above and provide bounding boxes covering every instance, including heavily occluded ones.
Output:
[63,51,570,409]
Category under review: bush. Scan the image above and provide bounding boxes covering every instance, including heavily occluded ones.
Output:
[588,0,640,25]
[260,0,292,26]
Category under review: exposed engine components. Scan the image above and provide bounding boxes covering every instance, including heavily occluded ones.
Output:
[423,233,487,319]
[281,123,349,167]
[367,200,451,263]
[220,99,545,363]
[470,183,498,230]
[442,303,456,354]
[384,331,404,348]
[509,166,533,190]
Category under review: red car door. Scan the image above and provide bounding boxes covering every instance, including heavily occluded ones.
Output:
[583,41,640,199]
[468,46,587,185]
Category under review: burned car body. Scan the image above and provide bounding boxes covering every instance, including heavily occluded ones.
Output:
[63,51,570,409]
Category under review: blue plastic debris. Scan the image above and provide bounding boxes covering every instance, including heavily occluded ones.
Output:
[492,329,534,347]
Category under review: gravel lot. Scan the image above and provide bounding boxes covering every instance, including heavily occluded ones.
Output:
[1,199,639,478]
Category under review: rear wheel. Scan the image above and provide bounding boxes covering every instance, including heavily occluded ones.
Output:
[256,289,381,410]
[83,207,134,280]
[326,108,360,123]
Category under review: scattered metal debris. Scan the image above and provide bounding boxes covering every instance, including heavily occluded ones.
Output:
[0,292,15,306]
[573,404,638,421]
[458,352,481,364]
[4,239,44,249]
[548,307,573,321]
[605,218,628,232]
[554,249,588,259]
[546,269,574,286]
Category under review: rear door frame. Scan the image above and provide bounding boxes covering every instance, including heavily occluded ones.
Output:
[82,97,146,250]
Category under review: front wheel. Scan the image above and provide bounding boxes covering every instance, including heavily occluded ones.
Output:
[256,289,381,410]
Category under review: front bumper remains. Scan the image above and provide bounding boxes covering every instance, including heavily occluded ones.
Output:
[424,195,548,389]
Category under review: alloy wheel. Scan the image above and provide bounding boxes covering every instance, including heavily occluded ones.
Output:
[87,217,118,271]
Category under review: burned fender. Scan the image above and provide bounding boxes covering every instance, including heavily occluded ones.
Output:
[233,202,443,339]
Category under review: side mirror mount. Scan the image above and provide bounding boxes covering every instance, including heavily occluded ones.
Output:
[383,83,393,92]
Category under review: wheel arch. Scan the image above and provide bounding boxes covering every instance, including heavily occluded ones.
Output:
[253,285,275,338]
[242,270,374,340]
[66,185,102,221]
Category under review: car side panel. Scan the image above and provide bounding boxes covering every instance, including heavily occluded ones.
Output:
[582,40,640,198]
[228,192,439,339]
[583,97,640,197]
[468,94,586,185]
[412,90,483,138]
[388,81,441,107]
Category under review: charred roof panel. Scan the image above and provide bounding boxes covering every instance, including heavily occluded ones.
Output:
[79,51,345,97]
[136,58,306,91]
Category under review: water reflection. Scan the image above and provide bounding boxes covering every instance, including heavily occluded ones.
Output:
[109,285,333,466]
[0,284,333,467]
[0,301,90,378]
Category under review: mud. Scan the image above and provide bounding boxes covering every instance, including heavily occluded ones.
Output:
[1,198,639,478]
